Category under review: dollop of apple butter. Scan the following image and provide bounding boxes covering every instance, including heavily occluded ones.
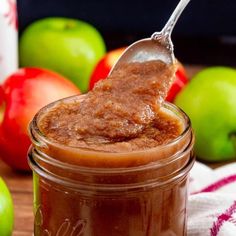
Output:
[39,60,180,152]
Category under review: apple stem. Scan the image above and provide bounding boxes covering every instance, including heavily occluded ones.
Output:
[0,102,5,125]
[65,21,76,30]
[229,132,236,155]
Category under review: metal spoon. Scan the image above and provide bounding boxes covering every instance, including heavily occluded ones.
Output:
[109,0,191,74]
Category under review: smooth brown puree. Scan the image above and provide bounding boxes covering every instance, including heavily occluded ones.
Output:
[39,60,181,151]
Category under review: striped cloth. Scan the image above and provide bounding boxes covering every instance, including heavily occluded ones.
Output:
[188,162,236,236]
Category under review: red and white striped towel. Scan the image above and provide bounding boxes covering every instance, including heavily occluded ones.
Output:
[188,161,236,236]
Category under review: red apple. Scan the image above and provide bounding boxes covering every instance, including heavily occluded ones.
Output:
[0,68,80,171]
[89,48,188,102]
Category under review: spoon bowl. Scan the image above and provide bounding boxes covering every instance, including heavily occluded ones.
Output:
[109,0,191,74]
[110,35,174,70]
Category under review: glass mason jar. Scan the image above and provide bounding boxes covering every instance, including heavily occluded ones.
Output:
[28,95,195,236]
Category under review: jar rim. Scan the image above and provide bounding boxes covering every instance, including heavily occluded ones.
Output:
[28,150,195,192]
[30,94,191,158]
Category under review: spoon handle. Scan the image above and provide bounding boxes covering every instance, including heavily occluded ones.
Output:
[163,0,191,35]
[152,0,191,39]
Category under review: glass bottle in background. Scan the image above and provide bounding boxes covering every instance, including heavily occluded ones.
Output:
[0,0,18,83]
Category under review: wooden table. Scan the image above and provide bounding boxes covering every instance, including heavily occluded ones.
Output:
[0,65,233,235]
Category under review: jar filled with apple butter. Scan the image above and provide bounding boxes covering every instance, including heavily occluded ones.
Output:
[28,95,194,236]
[28,60,195,235]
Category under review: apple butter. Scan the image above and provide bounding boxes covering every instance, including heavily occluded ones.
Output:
[28,60,194,236]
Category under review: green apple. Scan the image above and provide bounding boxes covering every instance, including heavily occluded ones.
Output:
[0,177,14,236]
[175,67,236,162]
[19,17,106,92]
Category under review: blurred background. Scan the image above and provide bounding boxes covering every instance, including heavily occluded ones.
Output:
[17,0,236,66]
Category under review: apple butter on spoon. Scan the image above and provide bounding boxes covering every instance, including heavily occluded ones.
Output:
[40,0,191,145]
